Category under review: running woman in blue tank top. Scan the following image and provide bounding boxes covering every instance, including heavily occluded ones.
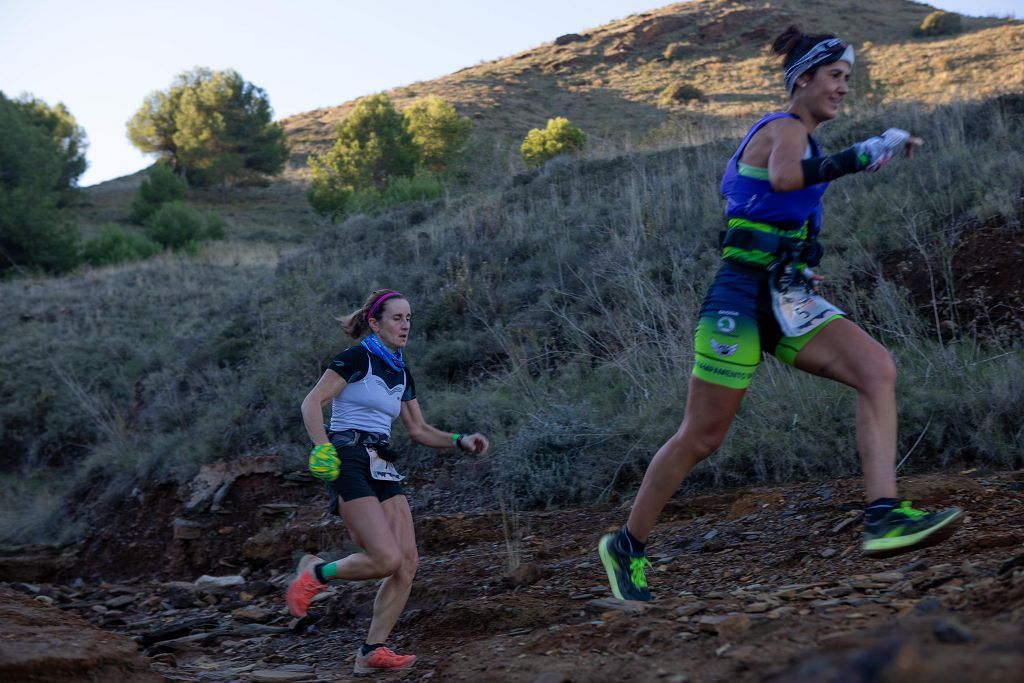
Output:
[599,26,963,601]
[285,289,490,674]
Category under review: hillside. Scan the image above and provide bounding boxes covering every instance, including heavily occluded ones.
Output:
[8,91,1023,540]
[4,0,1021,547]
[279,0,1023,176]
[1,0,1023,681]
[67,0,1022,228]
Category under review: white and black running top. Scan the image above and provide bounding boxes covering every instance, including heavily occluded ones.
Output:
[326,346,416,436]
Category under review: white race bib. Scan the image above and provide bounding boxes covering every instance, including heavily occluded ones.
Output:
[770,279,843,338]
[367,447,405,482]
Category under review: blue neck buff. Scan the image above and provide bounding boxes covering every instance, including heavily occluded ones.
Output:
[361,334,405,372]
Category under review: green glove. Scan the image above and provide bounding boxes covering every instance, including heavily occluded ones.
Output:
[309,442,340,481]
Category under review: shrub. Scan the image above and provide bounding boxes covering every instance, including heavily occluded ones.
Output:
[495,402,628,507]
[308,94,419,217]
[81,224,161,266]
[145,201,223,251]
[658,82,704,107]
[307,182,353,217]
[342,172,444,215]
[917,11,961,37]
[130,164,186,224]
[403,95,472,174]
[380,170,444,205]
[520,117,586,168]
[204,213,225,240]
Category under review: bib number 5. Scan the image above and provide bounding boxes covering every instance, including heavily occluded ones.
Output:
[770,278,843,338]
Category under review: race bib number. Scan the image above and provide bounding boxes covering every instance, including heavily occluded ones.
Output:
[367,447,405,482]
[771,281,843,338]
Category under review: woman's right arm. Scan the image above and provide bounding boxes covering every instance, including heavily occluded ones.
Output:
[769,120,923,192]
[767,118,815,192]
[300,370,348,445]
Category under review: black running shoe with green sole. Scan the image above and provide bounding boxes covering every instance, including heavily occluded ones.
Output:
[598,533,652,601]
[862,501,963,558]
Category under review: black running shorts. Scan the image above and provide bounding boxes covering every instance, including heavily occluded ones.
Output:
[325,444,404,514]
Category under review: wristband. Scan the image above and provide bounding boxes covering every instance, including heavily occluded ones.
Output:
[452,433,467,451]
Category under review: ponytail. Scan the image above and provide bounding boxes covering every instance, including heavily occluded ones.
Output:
[340,289,405,340]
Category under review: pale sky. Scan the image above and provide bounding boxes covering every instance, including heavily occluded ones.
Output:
[1,0,1019,187]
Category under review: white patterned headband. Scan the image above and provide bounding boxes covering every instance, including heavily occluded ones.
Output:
[784,38,855,93]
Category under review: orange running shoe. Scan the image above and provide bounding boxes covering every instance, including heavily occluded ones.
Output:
[285,554,325,617]
[353,646,417,674]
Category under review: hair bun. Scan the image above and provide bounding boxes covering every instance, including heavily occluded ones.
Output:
[772,25,804,58]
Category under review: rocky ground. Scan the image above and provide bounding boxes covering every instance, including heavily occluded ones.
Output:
[1,463,1022,682]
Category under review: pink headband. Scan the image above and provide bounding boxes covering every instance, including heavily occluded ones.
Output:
[366,291,402,321]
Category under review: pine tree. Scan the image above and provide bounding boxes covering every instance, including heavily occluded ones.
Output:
[127,68,288,192]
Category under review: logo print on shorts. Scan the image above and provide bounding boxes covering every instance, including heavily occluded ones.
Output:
[716,316,737,334]
[711,338,739,357]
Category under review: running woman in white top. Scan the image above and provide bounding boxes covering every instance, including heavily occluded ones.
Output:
[286,289,489,674]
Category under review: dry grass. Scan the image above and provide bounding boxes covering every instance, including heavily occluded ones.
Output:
[194,240,294,268]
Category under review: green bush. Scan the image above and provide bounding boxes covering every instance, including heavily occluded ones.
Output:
[307,182,353,217]
[403,95,472,174]
[145,201,223,251]
[916,11,961,36]
[658,82,704,107]
[82,224,161,266]
[383,171,444,203]
[130,164,186,224]
[520,117,586,168]
[348,170,445,214]
[308,94,419,217]
[204,212,225,240]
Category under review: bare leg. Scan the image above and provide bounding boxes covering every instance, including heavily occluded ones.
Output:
[626,376,746,542]
[793,318,898,501]
[365,495,418,645]
[330,496,403,580]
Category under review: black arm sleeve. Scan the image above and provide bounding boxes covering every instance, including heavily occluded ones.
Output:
[801,146,863,186]
[326,346,369,383]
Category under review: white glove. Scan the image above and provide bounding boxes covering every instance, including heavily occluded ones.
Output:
[854,128,911,173]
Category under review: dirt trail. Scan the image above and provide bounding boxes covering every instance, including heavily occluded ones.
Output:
[1,470,1022,682]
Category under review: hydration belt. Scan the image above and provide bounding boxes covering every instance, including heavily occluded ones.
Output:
[328,428,399,462]
[718,227,824,268]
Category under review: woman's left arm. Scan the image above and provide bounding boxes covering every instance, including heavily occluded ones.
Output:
[399,399,490,454]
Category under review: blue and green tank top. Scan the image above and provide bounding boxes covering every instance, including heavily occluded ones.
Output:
[719,112,829,268]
